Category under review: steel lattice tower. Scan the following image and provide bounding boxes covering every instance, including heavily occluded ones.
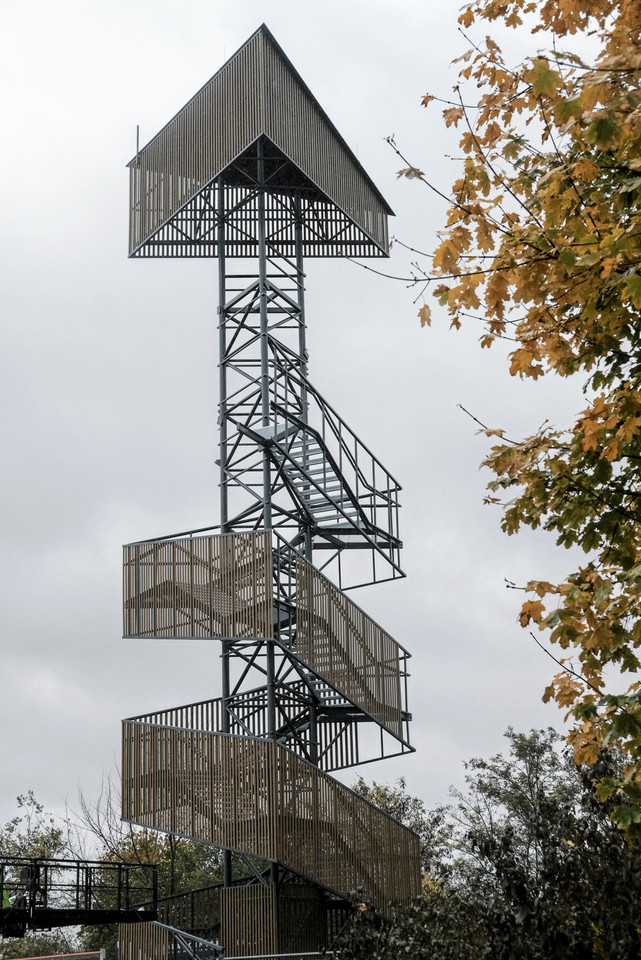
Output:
[120,26,420,960]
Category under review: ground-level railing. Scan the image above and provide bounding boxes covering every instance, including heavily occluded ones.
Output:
[119,915,324,960]
[119,920,222,960]
[131,881,351,959]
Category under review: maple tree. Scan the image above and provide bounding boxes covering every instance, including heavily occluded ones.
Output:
[398,0,641,832]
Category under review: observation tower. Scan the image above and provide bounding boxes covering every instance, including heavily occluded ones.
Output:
[120,25,420,959]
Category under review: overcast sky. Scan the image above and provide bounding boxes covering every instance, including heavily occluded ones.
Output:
[0,0,584,830]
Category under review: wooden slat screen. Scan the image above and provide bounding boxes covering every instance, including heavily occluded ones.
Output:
[261,35,389,253]
[296,558,404,740]
[123,532,273,639]
[220,885,277,958]
[128,27,390,257]
[118,921,168,960]
[220,883,327,957]
[129,32,262,255]
[122,725,421,914]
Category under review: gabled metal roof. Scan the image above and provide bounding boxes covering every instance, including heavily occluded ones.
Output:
[128,25,393,258]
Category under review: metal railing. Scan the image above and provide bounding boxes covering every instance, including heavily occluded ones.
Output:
[151,921,223,959]
[269,351,402,565]
[0,857,157,932]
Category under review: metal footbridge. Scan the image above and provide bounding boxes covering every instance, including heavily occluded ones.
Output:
[0,857,157,939]
[120,25,420,959]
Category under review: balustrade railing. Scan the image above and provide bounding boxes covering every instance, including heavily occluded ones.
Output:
[0,858,157,934]
[122,530,410,745]
[122,725,420,916]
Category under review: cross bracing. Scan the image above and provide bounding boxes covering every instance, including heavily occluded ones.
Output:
[130,162,385,259]
[217,253,403,587]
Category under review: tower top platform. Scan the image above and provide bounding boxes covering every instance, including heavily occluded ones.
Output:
[128,25,393,258]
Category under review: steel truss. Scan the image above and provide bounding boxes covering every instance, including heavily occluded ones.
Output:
[218,139,403,591]
[132,138,387,260]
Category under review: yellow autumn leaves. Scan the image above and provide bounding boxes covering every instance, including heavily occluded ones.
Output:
[415,0,641,834]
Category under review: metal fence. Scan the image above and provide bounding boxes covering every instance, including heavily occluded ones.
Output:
[0,857,157,935]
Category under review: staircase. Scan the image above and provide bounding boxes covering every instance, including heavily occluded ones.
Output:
[247,363,404,589]
[121,530,419,956]
[273,432,362,529]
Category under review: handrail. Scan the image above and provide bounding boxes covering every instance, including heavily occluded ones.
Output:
[271,346,401,488]
[149,921,223,956]
[0,857,158,931]
[271,533,410,656]
[123,523,222,548]
[269,415,376,527]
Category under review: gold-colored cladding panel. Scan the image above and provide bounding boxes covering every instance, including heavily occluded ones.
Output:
[123,532,273,639]
[118,921,168,960]
[296,557,404,739]
[119,886,328,960]
[220,884,327,957]
[220,886,277,958]
[122,724,421,915]
[129,31,263,254]
[127,686,363,772]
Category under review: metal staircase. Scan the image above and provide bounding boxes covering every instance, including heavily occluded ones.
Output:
[267,373,403,569]
[120,25,420,960]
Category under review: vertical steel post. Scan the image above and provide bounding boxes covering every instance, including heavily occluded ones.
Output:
[257,139,272,530]
[255,139,278,769]
[221,634,232,887]
[218,177,233,888]
[294,191,313,564]
[218,178,229,533]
